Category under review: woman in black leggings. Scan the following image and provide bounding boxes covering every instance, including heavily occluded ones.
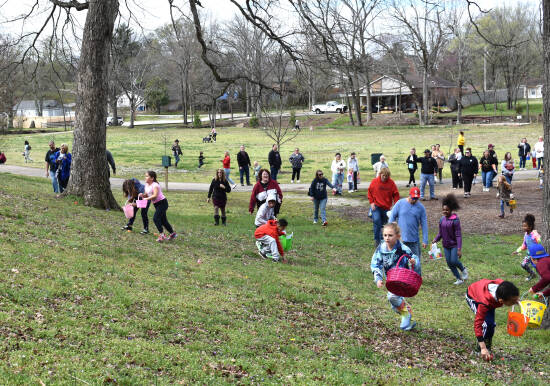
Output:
[405,148,418,187]
[458,148,478,198]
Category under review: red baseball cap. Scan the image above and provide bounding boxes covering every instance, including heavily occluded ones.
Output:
[409,187,420,198]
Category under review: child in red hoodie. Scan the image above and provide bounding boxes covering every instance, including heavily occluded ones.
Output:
[527,244,550,297]
[465,280,519,361]
[254,219,287,263]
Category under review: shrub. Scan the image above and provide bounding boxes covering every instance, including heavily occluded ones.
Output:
[288,110,296,127]
[193,111,202,128]
[249,113,259,128]
[515,104,525,115]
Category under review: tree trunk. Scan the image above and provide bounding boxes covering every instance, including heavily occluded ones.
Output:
[130,101,136,128]
[542,0,550,301]
[180,77,186,125]
[64,0,119,210]
[422,67,429,125]
[350,74,362,126]
[110,98,118,127]
[365,72,373,122]
[246,81,250,117]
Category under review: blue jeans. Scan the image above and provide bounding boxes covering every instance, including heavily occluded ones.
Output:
[371,205,388,244]
[174,153,180,167]
[419,173,435,199]
[537,157,543,169]
[239,165,250,185]
[49,169,60,193]
[313,198,327,222]
[224,168,235,185]
[519,156,526,169]
[504,174,513,184]
[482,170,495,188]
[270,166,279,181]
[387,291,404,313]
[403,241,422,276]
[444,247,464,280]
[500,199,510,215]
[332,173,344,194]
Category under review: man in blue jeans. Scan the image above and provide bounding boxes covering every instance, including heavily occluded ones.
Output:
[388,187,428,275]
[268,144,282,181]
[417,149,438,200]
[44,140,60,193]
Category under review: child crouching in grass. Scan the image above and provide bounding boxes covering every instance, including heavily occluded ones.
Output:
[371,222,420,331]
[465,280,519,361]
[254,219,288,263]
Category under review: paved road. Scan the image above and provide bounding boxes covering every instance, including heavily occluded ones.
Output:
[0,164,539,193]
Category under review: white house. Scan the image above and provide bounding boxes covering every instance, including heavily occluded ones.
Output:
[520,80,543,99]
[117,93,146,111]
[13,99,73,117]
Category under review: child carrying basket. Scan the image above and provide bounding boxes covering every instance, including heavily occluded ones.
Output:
[371,223,422,331]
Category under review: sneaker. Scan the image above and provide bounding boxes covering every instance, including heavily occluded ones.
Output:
[322,221,328,227]
[349,190,354,193]
[232,184,237,189]
[400,310,412,330]
[526,272,536,281]
[168,232,177,240]
[453,187,457,190]
[453,279,464,285]
[157,234,167,243]
[313,219,318,224]
[510,207,513,214]
[241,184,244,186]
[464,193,468,198]
[140,229,149,235]
[430,197,438,200]
[121,225,132,231]
[291,180,294,184]
[461,268,469,280]
[497,214,504,218]
[402,321,417,331]
[406,184,410,188]
[258,250,267,259]
[297,180,300,183]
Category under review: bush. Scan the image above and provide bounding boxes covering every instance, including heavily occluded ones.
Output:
[515,104,525,115]
[288,110,296,127]
[193,111,202,128]
[249,113,259,128]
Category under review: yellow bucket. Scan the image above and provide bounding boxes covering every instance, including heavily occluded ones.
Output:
[520,298,547,328]
[509,199,517,209]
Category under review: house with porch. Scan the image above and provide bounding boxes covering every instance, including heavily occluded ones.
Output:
[520,79,543,99]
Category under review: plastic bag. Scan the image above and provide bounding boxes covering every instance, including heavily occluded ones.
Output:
[428,243,443,260]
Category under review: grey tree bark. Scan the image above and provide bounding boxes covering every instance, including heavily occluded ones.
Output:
[64,0,120,209]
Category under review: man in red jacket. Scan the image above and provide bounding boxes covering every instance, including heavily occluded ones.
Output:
[254,219,287,263]
[465,279,519,361]
[367,167,399,247]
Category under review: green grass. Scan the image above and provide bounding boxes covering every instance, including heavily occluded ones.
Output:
[453,99,543,117]
[0,173,548,384]
[0,123,543,184]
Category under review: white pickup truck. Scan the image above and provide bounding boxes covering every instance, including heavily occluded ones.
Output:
[311,101,348,114]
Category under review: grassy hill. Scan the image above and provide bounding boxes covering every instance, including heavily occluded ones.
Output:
[0,173,548,384]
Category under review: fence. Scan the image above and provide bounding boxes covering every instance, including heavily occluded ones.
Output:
[461,89,508,108]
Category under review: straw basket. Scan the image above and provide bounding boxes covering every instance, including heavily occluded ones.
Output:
[385,254,423,297]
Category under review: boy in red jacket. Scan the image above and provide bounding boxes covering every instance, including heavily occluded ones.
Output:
[254,219,288,263]
[527,244,550,297]
[465,279,519,361]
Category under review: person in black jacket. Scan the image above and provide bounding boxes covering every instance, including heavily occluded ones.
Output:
[308,170,334,226]
[448,148,463,189]
[405,148,418,187]
[237,145,252,186]
[268,144,282,181]
[517,138,531,170]
[416,149,438,200]
[207,169,232,225]
[458,147,478,198]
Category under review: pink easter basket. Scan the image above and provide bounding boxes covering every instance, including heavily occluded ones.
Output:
[386,254,423,297]
[123,203,134,219]
[136,199,148,208]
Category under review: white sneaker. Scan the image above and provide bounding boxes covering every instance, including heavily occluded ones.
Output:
[297,180,300,183]
[313,220,318,224]
[291,180,294,183]
[349,190,354,193]
[232,184,237,189]
[461,268,469,280]
[453,279,464,285]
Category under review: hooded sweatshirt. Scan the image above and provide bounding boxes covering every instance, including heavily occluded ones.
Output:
[433,214,462,249]
[532,257,550,296]
[467,279,504,341]
[249,177,283,213]
[367,176,399,211]
[370,241,419,283]
[255,194,276,226]
[308,177,334,200]
[254,219,284,257]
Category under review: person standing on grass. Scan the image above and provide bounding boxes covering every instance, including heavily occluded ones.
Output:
[331,152,346,195]
[122,178,150,234]
[535,136,544,170]
[45,140,60,193]
[143,170,176,242]
[54,143,71,193]
[416,149,438,200]
[458,148,478,198]
[172,139,182,168]
[517,138,531,170]
[373,155,389,177]
[367,167,399,247]
[237,145,252,186]
[432,194,468,285]
[457,131,465,154]
[405,148,418,187]
[249,169,283,216]
[501,152,515,184]
[448,148,463,189]
[211,127,217,142]
[221,151,237,188]
[268,144,282,181]
[432,144,445,184]
[289,147,305,183]
[106,149,116,177]
[388,187,427,275]
[308,169,334,226]
[207,168,231,226]
[347,152,359,192]
[0,151,6,164]
[23,140,33,163]
[479,150,498,192]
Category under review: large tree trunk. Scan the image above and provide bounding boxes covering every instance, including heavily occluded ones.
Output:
[64,0,119,210]
[110,98,118,127]
[350,74,362,126]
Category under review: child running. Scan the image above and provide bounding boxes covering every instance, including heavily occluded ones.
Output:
[465,280,519,361]
[371,222,420,331]
[122,178,150,234]
[432,194,468,285]
[207,169,231,226]
[255,193,276,227]
[308,169,334,226]
[143,171,176,242]
[527,244,550,297]
[254,219,288,263]
[512,214,540,281]
[496,175,513,218]
[198,151,205,168]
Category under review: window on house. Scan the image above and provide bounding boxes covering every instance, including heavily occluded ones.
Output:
[531,90,536,96]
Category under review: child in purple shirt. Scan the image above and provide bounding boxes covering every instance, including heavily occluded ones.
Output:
[433,194,469,285]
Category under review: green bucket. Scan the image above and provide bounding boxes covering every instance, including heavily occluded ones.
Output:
[279,233,293,251]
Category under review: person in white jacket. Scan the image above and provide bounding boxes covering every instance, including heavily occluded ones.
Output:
[534,136,544,170]
[331,153,346,195]
[255,193,277,227]
[373,155,389,177]
[347,152,359,192]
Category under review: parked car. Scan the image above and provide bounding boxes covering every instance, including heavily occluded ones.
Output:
[311,101,348,114]
[106,116,124,125]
